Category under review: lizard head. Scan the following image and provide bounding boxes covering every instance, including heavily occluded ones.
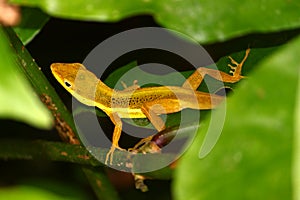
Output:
[50,63,101,106]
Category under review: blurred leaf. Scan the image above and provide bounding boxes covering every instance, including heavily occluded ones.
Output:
[173,38,300,199]
[13,7,49,45]
[2,26,120,199]
[293,67,300,200]
[10,0,300,43]
[0,27,52,129]
[0,185,80,200]
[0,139,99,166]
[82,167,120,200]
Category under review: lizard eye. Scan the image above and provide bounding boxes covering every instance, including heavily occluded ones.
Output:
[64,80,72,88]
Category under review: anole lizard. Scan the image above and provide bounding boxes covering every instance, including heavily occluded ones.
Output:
[51,48,250,165]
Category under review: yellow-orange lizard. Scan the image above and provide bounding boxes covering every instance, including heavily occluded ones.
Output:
[51,48,250,165]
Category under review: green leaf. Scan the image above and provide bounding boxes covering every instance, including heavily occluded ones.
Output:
[0,185,80,200]
[2,26,120,198]
[10,0,300,43]
[0,27,52,129]
[13,7,49,45]
[173,38,300,199]
[293,67,300,200]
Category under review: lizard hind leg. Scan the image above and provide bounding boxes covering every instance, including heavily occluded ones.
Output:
[182,48,250,89]
[129,135,154,151]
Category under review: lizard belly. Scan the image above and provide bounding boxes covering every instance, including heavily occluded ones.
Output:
[110,107,147,119]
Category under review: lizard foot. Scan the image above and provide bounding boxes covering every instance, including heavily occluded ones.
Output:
[129,135,154,152]
[105,145,126,165]
[227,48,250,79]
[121,80,140,91]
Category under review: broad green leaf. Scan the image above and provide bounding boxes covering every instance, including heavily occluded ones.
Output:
[13,7,49,45]
[0,185,80,200]
[294,68,300,200]
[173,38,300,199]
[0,27,52,129]
[10,0,300,43]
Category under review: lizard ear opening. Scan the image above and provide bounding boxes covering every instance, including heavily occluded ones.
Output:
[77,63,86,70]
[64,80,72,88]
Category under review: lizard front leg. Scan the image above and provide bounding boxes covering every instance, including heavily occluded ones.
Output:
[105,113,124,165]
